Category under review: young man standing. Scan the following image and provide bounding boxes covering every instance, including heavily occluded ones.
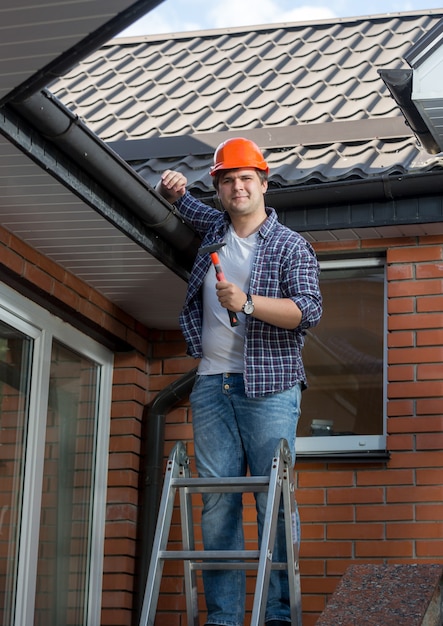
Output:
[157,138,322,626]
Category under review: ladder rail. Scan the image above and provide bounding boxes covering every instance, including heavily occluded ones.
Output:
[282,462,303,626]
[180,475,200,626]
[250,439,295,626]
[139,442,189,626]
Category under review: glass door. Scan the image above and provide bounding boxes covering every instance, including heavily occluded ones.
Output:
[0,284,112,626]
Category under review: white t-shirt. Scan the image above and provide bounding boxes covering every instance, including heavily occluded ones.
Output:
[198,225,258,374]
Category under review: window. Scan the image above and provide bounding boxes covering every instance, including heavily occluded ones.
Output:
[0,283,112,626]
[298,258,386,455]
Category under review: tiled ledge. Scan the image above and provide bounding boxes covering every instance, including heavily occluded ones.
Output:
[316,563,443,626]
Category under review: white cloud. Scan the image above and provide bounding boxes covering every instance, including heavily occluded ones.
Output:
[119,0,337,36]
[209,1,335,28]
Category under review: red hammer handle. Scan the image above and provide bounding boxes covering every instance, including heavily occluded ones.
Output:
[210,252,226,281]
[209,252,239,327]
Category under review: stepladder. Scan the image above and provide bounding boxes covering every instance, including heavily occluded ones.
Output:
[139,438,302,626]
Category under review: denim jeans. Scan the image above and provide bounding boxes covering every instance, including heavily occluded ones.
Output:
[190,373,301,626]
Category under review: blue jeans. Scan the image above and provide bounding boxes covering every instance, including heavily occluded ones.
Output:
[190,373,301,626]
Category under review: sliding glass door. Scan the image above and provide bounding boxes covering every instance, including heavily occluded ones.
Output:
[0,284,112,626]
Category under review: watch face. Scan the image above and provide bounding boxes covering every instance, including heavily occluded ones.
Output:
[243,301,254,314]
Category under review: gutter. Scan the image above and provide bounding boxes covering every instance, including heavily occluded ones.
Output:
[378,69,441,155]
[264,168,443,213]
[134,367,197,625]
[8,89,201,269]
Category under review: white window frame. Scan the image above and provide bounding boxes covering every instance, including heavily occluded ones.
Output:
[0,282,113,626]
[297,257,387,455]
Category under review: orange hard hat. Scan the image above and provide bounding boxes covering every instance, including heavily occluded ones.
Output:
[210,137,269,176]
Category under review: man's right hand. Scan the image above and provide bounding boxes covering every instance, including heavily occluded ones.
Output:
[156,170,187,203]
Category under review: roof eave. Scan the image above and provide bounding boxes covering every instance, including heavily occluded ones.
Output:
[2,89,201,277]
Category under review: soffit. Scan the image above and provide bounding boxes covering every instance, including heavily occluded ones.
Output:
[0,133,187,329]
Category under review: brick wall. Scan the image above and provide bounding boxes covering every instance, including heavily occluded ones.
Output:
[2,224,442,626]
[150,234,443,626]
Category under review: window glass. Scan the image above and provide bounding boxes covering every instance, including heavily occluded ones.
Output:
[0,322,33,625]
[34,341,99,626]
[298,261,385,454]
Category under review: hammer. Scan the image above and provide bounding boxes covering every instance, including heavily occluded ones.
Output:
[198,242,239,327]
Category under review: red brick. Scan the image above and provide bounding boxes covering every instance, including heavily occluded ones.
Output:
[327,523,384,540]
[387,485,443,502]
[388,380,443,398]
[416,468,443,485]
[389,346,443,364]
[356,504,413,521]
[387,331,415,347]
[388,279,442,298]
[388,365,414,381]
[386,264,414,280]
[355,540,413,558]
[387,297,415,314]
[416,541,443,557]
[388,450,443,468]
[357,469,413,486]
[388,312,443,330]
[417,363,443,380]
[388,246,443,263]
[416,503,443,520]
[388,434,414,450]
[388,416,443,433]
[301,540,353,558]
[417,329,443,345]
[417,398,443,415]
[328,487,384,505]
[297,489,326,505]
[300,505,354,523]
[417,295,443,312]
[387,400,414,416]
[416,264,443,279]
[298,470,354,488]
[416,433,443,450]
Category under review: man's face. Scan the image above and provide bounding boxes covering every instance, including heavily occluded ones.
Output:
[216,168,268,218]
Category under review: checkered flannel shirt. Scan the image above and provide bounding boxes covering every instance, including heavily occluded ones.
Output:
[175,192,322,397]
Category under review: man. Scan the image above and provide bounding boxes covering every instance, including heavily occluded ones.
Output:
[156,137,322,626]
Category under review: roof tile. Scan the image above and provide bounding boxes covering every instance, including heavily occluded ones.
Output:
[52,11,443,190]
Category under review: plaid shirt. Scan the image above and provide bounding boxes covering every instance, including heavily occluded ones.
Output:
[176,192,322,397]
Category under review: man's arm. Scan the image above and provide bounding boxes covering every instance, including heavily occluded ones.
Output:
[215,282,302,329]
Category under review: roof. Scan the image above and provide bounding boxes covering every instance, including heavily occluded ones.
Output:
[52,10,443,196]
[2,8,443,333]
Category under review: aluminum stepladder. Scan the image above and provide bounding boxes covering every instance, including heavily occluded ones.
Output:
[139,438,302,626]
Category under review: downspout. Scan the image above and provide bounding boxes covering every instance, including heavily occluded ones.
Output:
[134,367,197,625]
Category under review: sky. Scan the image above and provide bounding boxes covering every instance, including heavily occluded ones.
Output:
[120,0,443,36]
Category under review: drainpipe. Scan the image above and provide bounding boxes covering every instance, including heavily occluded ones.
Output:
[134,367,197,625]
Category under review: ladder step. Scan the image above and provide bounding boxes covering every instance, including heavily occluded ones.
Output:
[192,562,289,571]
[171,476,270,493]
[158,550,291,571]
[159,549,261,560]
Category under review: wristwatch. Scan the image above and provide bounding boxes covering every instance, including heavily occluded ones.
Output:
[242,293,254,315]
